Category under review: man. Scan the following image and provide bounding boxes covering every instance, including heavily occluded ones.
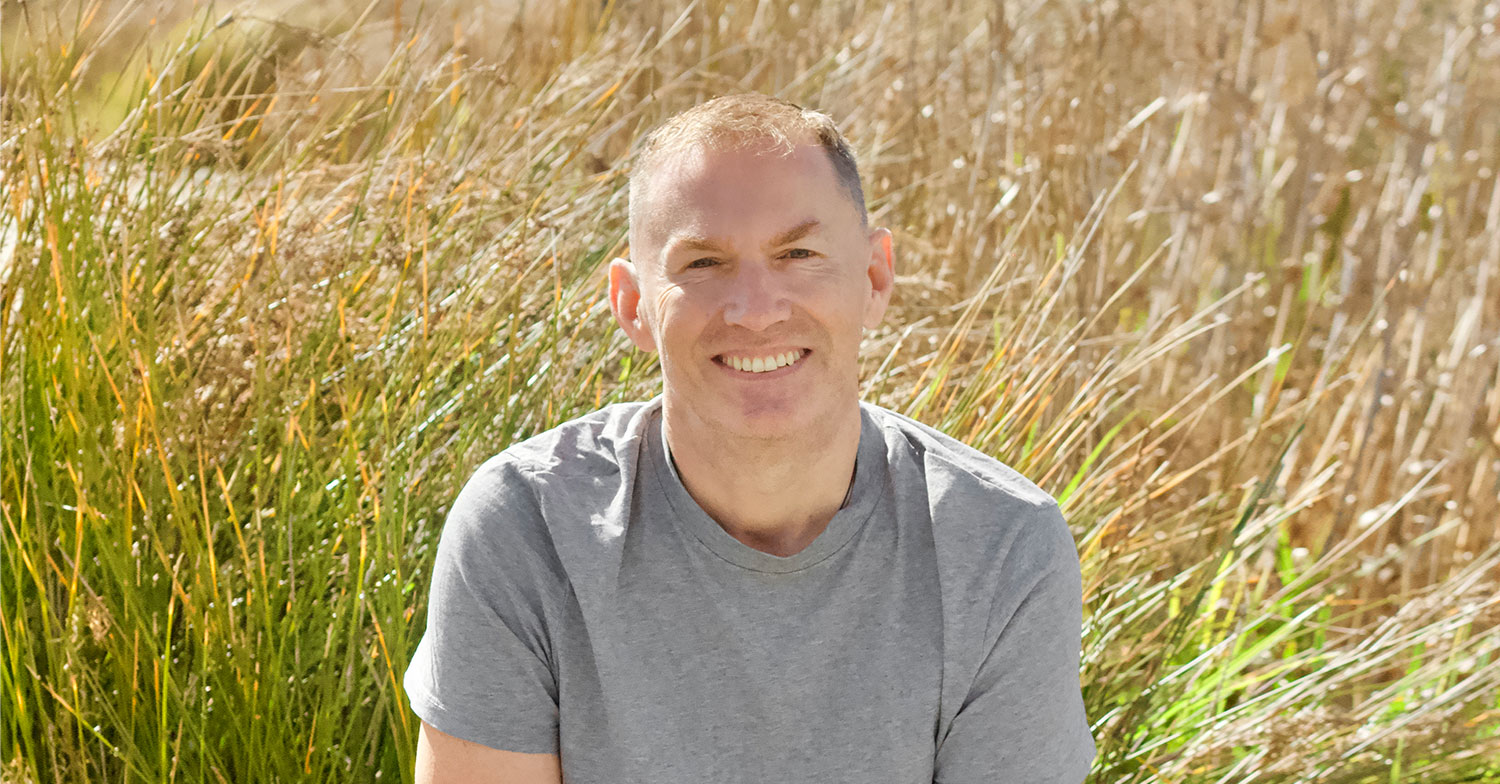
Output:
[403,93,1096,783]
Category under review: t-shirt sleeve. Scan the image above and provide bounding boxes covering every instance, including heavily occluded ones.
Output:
[933,503,1096,783]
[402,457,562,754]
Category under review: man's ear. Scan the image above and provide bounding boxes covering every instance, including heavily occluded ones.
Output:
[862,227,895,329]
[608,258,658,353]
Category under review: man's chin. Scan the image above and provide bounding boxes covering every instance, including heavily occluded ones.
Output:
[663,382,845,442]
[694,399,816,443]
[717,405,807,438]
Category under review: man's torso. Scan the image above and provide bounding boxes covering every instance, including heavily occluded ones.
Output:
[532,401,939,782]
[405,397,1089,783]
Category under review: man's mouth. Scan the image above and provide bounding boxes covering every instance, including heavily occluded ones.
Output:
[713,349,810,374]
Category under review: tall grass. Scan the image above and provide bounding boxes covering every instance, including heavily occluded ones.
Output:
[2,0,1497,781]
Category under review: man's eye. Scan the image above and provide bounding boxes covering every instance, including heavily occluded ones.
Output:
[686,258,718,269]
[784,248,815,259]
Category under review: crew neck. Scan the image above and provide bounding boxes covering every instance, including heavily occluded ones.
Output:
[666,437,857,510]
[645,399,885,574]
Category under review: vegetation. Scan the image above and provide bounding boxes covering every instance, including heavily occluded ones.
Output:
[3,0,1497,780]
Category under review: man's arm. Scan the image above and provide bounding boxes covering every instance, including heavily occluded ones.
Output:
[416,721,562,784]
[404,458,566,781]
[932,503,1095,783]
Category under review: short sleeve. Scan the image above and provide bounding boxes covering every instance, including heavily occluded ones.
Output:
[933,505,1096,783]
[403,457,563,754]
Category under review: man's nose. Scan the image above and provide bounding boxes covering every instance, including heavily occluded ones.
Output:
[722,262,790,331]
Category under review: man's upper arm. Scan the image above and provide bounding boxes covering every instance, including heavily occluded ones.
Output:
[932,503,1096,783]
[416,721,562,784]
[404,458,564,760]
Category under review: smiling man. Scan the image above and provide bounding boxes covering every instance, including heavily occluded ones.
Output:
[403,93,1096,783]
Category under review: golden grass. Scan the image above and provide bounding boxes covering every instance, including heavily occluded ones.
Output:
[2,0,1498,781]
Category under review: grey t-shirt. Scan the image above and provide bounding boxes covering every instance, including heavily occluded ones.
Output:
[403,397,1095,783]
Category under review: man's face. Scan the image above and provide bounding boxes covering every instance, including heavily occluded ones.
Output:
[610,139,895,442]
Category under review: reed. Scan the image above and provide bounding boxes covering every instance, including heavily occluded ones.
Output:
[2,0,1497,780]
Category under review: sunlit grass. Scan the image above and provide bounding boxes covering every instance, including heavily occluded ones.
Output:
[3,0,1498,781]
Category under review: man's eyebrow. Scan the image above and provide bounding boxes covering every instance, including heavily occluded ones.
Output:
[664,219,822,257]
[767,219,821,248]
[667,235,723,254]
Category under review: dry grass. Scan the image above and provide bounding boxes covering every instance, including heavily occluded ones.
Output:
[2,0,1498,781]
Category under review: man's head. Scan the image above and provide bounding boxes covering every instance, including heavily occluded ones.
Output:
[626,94,869,242]
[609,93,895,443]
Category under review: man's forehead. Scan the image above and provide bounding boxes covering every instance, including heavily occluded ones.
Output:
[644,139,810,192]
[629,137,849,262]
[637,141,831,217]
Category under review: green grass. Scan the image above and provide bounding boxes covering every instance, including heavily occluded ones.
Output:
[3,0,1499,781]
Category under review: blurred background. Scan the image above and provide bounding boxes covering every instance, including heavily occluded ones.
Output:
[2,0,1498,781]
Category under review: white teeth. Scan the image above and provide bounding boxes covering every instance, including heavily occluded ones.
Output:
[724,350,804,373]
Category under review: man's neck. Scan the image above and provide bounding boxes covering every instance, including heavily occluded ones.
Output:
[662,401,862,558]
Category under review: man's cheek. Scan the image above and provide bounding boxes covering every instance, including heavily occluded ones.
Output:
[651,286,700,340]
[652,291,673,324]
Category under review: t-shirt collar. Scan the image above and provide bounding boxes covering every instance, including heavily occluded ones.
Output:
[645,398,885,574]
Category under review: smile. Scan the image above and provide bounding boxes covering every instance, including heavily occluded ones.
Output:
[714,349,809,374]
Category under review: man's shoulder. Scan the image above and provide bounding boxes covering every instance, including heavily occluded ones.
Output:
[489,398,659,479]
[861,401,1059,513]
[862,402,1079,611]
[446,399,658,559]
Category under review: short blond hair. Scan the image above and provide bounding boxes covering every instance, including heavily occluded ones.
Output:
[628,93,868,248]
